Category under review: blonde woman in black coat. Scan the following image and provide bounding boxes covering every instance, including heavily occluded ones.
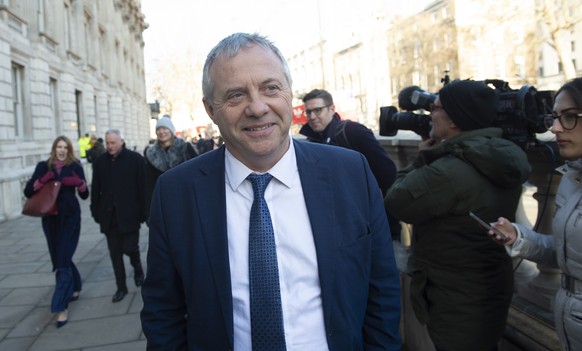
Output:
[24,136,89,328]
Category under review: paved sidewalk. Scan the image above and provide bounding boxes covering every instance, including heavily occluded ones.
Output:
[0,199,148,351]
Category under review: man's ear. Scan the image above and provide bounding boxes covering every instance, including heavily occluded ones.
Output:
[449,121,462,131]
[203,98,215,122]
[445,114,458,130]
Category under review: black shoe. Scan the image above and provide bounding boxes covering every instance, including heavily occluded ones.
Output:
[134,274,144,287]
[56,310,68,328]
[112,289,127,303]
[69,291,80,302]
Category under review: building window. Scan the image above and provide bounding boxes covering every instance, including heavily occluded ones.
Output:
[412,71,421,86]
[432,38,439,52]
[106,98,111,128]
[11,62,25,138]
[93,94,99,134]
[39,0,46,33]
[441,6,448,19]
[99,27,107,73]
[50,77,61,135]
[75,90,83,138]
[84,11,93,65]
[414,42,420,59]
[115,40,121,80]
[64,3,71,51]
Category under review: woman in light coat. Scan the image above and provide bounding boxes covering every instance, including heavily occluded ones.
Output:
[491,77,582,351]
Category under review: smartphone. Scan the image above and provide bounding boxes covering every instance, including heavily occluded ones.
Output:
[469,211,509,242]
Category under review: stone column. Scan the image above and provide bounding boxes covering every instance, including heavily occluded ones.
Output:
[515,142,562,312]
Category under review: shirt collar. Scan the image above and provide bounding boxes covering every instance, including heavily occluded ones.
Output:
[225,138,296,192]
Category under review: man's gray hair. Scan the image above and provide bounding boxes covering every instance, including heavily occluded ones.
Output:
[202,32,292,105]
[105,128,124,140]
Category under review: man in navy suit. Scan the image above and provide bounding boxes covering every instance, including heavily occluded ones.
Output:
[140,32,402,350]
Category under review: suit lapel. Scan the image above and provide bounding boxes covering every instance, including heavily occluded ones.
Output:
[192,149,234,347]
[294,141,338,325]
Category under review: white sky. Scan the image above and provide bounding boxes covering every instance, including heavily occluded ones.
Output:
[140,0,432,64]
[140,0,432,126]
[141,0,312,59]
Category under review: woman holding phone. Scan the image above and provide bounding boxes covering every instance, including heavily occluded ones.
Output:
[491,77,582,350]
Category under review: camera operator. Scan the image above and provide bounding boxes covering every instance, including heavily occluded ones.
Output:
[384,80,532,351]
[300,88,401,239]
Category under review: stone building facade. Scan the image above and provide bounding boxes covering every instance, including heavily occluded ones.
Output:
[287,0,581,132]
[0,0,149,221]
[386,0,581,98]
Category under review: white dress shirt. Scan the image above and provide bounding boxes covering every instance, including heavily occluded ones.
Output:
[225,140,329,351]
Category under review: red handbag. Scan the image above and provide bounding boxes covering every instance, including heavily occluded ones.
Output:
[22,180,62,217]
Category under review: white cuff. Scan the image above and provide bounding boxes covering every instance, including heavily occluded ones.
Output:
[505,223,524,257]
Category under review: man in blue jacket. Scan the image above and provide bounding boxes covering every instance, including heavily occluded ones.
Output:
[300,89,400,239]
[141,32,402,350]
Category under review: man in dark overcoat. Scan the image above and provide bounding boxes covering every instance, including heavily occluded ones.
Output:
[91,129,147,302]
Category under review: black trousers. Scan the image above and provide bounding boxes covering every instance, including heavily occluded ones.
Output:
[105,217,143,292]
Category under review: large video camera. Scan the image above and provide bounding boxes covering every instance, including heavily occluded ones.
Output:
[379,78,555,149]
[379,85,435,139]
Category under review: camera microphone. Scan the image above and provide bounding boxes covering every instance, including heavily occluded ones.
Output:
[398,86,422,111]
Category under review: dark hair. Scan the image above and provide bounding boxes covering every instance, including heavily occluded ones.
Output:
[302,89,334,106]
[556,77,582,109]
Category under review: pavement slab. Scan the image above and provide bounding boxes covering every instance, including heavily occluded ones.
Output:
[0,200,149,350]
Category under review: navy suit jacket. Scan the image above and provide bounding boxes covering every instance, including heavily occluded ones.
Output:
[141,140,401,350]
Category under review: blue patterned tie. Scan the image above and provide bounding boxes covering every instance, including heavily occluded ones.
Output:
[247,173,286,351]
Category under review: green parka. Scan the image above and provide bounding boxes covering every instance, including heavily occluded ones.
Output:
[385,127,531,351]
